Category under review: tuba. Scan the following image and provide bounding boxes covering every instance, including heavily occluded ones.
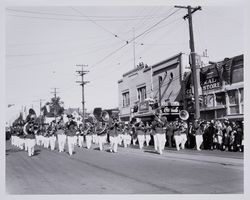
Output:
[101,110,110,122]
[179,110,189,120]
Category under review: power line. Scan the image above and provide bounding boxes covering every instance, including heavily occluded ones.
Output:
[7,8,173,20]
[89,8,182,69]
[70,7,127,43]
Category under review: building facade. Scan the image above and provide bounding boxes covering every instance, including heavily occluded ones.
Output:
[185,54,244,121]
[118,53,190,122]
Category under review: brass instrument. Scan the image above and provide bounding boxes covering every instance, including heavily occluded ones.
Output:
[179,110,189,121]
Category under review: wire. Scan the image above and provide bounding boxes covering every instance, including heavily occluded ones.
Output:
[88,8,182,69]
[6,8,174,20]
[70,7,127,43]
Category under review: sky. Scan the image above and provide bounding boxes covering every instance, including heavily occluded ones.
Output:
[5,3,245,123]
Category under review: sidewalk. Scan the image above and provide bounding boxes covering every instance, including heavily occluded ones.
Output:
[109,143,244,167]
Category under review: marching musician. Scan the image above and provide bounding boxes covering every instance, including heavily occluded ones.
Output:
[65,114,78,156]
[136,121,145,150]
[122,123,131,148]
[43,124,50,149]
[77,124,84,148]
[144,122,151,147]
[194,119,204,151]
[179,120,188,150]
[48,120,57,151]
[56,117,66,152]
[23,114,36,157]
[152,116,167,155]
[85,122,93,149]
[109,119,119,153]
[96,121,108,151]
[173,119,181,151]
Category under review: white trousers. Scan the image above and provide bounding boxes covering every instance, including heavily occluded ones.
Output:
[78,135,84,147]
[24,139,28,151]
[145,134,151,146]
[155,133,166,154]
[37,135,44,146]
[98,135,107,151]
[86,135,92,149]
[26,138,36,157]
[180,134,187,150]
[57,134,66,152]
[92,134,98,144]
[17,137,25,150]
[110,136,118,153]
[67,136,75,156]
[49,135,56,151]
[137,135,145,149]
[174,135,181,151]
[43,137,50,148]
[123,134,131,147]
[195,135,203,150]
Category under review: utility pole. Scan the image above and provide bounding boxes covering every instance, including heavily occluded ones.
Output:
[51,88,59,119]
[51,88,59,99]
[76,64,89,127]
[33,99,46,116]
[175,5,201,119]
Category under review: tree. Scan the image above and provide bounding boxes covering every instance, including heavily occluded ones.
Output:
[42,96,64,117]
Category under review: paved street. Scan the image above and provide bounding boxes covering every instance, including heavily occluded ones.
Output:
[6,140,243,194]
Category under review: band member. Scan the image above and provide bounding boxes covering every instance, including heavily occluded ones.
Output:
[117,123,124,146]
[109,119,119,153]
[131,123,137,146]
[23,115,36,157]
[43,124,50,149]
[65,114,78,156]
[77,124,84,148]
[152,116,167,154]
[35,124,43,146]
[166,121,174,148]
[136,121,145,150]
[173,120,181,151]
[179,120,188,150]
[123,123,131,148]
[194,119,204,151]
[96,121,108,151]
[144,122,151,146]
[56,117,66,152]
[85,122,93,149]
[48,121,57,151]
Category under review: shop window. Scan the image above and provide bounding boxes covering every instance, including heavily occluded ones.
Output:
[230,106,239,114]
[122,91,130,107]
[215,92,226,106]
[137,86,147,102]
[205,94,214,108]
[216,109,227,118]
[228,90,239,105]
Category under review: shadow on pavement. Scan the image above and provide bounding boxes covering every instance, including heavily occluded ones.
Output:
[33,149,41,156]
[144,150,160,155]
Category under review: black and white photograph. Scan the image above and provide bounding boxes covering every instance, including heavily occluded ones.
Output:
[3,0,248,197]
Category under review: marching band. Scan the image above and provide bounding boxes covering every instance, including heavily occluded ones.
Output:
[9,108,244,157]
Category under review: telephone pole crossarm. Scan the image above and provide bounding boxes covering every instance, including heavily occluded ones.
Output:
[76,64,89,127]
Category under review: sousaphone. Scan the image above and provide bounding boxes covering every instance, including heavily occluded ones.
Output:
[179,110,189,120]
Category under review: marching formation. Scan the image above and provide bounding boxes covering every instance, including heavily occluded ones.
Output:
[9,108,244,157]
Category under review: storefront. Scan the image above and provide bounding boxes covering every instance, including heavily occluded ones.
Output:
[185,54,243,121]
